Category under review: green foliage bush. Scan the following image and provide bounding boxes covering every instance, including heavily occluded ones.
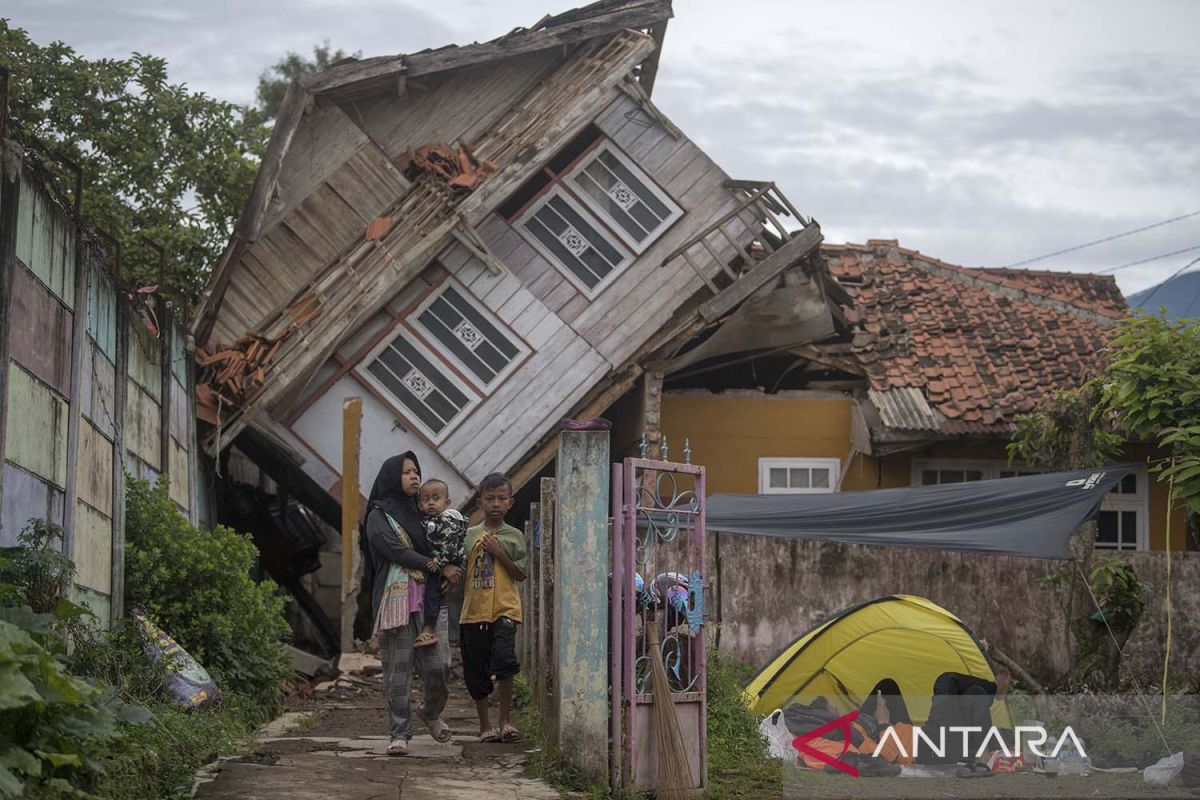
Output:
[123,477,291,710]
[0,524,148,799]
[706,654,783,799]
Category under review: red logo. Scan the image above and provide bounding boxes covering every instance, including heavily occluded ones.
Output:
[791,710,860,777]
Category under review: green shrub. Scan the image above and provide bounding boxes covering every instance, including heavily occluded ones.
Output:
[706,654,782,799]
[123,477,291,709]
[0,597,147,798]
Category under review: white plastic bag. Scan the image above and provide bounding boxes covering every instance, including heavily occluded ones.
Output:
[759,709,795,762]
[1143,752,1184,786]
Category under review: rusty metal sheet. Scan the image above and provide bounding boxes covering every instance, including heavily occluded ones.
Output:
[123,383,161,470]
[72,502,112,594]
[8,261,73,395]
[76,419,114,517]
[169,439,189,510]
[1,462,65,545]
[4,363,69,487]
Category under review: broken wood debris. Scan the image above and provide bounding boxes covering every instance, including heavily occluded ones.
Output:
[395,141,495,197]
[195,292,322,426]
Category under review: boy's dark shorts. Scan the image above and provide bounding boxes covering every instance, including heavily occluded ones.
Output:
[459,617,519,701]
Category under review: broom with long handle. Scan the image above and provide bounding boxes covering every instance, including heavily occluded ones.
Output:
[647,622,695,800]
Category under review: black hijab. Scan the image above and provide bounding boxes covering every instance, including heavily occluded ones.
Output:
[366,451,425,539]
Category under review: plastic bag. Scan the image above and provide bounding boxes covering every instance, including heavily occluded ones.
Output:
[759,709,796,762]
[1144,752,1184,786]
[133,609,221,711]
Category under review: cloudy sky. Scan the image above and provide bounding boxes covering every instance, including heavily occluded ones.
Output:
[7,0,1200,296]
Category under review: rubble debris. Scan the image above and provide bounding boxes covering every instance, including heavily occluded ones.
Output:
[395,141,495,196]
[285,644,338,681]
[195,292,321,425]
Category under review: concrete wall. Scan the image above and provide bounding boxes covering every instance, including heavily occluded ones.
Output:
[707,531,1200,687]
[1,165,199,625]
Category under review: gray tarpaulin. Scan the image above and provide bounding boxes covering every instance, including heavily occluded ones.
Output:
[706,465,1140,560]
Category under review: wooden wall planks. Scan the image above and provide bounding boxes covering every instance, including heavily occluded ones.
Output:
[0,463,65,545]
[73,503,112,594]
[76,419,113,517]
[13,171,76,309]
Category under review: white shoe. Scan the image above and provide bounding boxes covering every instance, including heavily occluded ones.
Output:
[387,739,409,756]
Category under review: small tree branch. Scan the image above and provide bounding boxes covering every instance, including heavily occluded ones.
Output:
[992,646,1050,720]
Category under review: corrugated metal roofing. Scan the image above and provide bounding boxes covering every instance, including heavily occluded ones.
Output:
[867,387,944,432]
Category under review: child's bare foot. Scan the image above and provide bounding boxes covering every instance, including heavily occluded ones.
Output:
[414,630,438,648]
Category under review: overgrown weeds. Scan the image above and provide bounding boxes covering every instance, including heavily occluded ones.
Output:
[514,652,782,799]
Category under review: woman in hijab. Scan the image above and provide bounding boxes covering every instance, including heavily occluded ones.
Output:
[362,451,461,755]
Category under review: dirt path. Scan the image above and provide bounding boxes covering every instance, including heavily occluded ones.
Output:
[196,656,564,800]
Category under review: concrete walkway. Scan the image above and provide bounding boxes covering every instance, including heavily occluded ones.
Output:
[196,657,565,800]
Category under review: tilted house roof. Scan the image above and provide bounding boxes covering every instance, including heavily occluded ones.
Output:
[189,0,677,455]
[820,241,1127,437]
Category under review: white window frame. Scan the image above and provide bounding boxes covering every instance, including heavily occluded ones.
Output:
[356,330,480,444]
[517,187,633,298]
[408,279,529,393]
[561,141,683,254]
[758,457,841,494]
[911,459,998,486]
[1096,469,1148,551]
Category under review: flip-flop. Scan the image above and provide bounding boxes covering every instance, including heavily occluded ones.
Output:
[386,739,409,756]
[417,712,454,743]
[413,632,439,648]
[479,731,501,743]
[500,725,522,742]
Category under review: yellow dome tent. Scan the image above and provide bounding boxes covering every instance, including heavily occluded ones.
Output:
[744,595,1011,727]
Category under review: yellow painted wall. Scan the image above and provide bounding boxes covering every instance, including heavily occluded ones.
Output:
[662,392,1189,551]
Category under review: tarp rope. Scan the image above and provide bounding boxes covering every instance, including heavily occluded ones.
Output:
[1161,467,1174,725]
[1073,560,1172,756]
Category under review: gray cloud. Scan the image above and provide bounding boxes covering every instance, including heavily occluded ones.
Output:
[5,0,1199,297]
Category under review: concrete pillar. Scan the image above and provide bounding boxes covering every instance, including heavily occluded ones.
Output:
[554,430,610,784]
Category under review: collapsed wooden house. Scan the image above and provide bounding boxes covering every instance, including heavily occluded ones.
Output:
[191,0,839,549]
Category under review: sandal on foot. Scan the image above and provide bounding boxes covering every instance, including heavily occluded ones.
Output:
[387,739,409,756]
[420,714,453,743]
[413,631,439,648]
[501,725,522,742]
[479,731,501,743]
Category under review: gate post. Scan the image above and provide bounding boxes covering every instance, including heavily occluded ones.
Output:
[554,430,610,784]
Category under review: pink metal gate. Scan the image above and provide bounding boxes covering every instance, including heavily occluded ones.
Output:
[611,456,706,793]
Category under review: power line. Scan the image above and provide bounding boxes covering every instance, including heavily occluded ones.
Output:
[1136,254,1200,309]
[999,209,1200,268]
[1099,243,1200,273]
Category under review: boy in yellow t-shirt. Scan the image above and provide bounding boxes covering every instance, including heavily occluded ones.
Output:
[459,473,527,743]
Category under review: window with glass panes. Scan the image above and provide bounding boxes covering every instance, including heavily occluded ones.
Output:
[1096,471,1145,551]
[758,458,840,494]
[410,283,528,391]
[502,125,681,296]
[913,460,1043,486]
[360,333,476,441]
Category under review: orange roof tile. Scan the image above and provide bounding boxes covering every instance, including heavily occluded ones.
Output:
[820,241,1127,433]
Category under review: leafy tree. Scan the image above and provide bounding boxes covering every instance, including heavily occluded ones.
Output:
[1010,313,1200,688]
[0,20,265,297]
[1010,314,1200,517]
[254,42,360,121]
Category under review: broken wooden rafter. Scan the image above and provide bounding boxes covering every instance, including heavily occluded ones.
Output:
[451,217,505,275]
[698,222,823,323]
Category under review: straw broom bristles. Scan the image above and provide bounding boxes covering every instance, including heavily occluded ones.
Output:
[647,624,695,800]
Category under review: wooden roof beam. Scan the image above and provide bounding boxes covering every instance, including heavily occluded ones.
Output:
[301,0,672,95]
